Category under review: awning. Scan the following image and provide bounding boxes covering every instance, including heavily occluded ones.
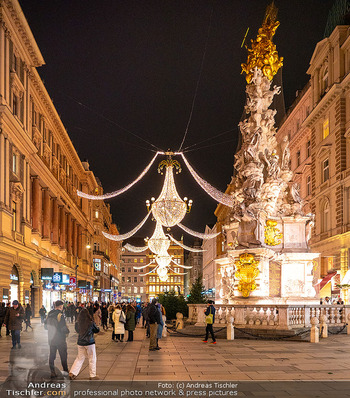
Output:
[315,271,338,290]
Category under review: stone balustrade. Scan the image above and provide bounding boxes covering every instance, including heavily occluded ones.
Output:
[188,304,350,330]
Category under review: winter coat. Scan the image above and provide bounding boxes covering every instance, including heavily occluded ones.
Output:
[39,307,47,318]
[162,315,167,337]
[148,303,161,324]
[93,308,101,326]
[4,306,25,330]
[112,309,125,334]
[157,307,164,339]
[204,305,216,324]
[125,310,136,331]
[25,307,32,321]
[0,305,7,320]
[45,309,70,345]
[75,321,100,346]
[101,307,108,322]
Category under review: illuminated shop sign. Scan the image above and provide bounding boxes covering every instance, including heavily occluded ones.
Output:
[10,274,19,281]
[52,272,62,284]
[61,274,70,285]
[93,258,101,271]
[41,268,54,280]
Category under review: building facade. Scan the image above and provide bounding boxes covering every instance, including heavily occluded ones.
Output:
[184,238,203,296]
[277,24,350,301]
[0,0,118,314]
[120,239,147,302]
[202,225,217,299]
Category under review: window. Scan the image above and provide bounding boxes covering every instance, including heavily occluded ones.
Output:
[321,199,330,233]
[121,267,125,272]
[121,287,125,293]
[134,258,137,263]
[306,175,311,196]
[128,267,131,273]
[323,159,329,182]
[95,210,99,218]
[322,67,328,92]
[127,277,131,283]
[134,287,138,294]
[140,287,144,294]
[306,140,311,157]
[127,287,131,294]
[134,277,137,283]
[12,201,17,231]
[140,259,144,263]
[296,150,301,166]
[12,152,18,174]
[122,277,125,282]
[140,277,144,282]
[134,267,138,272]
[13,94,18,116]
[323,119,329,139]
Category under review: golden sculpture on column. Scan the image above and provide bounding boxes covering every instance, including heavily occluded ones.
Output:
[264,220,283,246]
[234,253,260,297]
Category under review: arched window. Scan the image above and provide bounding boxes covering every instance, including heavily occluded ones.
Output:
[321,199,330,233]
[322,66,328,95]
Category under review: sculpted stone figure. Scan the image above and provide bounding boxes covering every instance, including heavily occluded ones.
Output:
[267,151,280,180]
[280,135,290,170]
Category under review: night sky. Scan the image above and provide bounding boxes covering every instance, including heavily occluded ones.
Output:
[19,1,333,243]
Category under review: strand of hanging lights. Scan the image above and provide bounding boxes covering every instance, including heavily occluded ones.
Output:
[167,234,205,252]
[123,243,149,253]
[77,152,162,200]
[177,222,221,240]
[102,212,151,241]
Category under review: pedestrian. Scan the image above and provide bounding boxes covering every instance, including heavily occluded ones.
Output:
[24,304,33,331]
[161,305,167,338]
[5,303,11,336]
[112,304,125,342]
[69,308,100,380]
[148,298,161,351]
[93,303,101,327]
[4,300,25,349]
[203,300,216,344]
[101,303,108,330]
[108,304,116,340]
[125,304,136,341]
[0,303,6,337]
[142,303,148,328]
[45,300,70,378]
[39,305,47,324]
[135,304,142,325]
[156,303,164,349]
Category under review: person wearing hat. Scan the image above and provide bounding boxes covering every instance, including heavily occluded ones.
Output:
[45,300,70,378]
[4,300,25,349]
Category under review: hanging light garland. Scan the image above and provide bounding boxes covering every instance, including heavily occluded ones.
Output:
[167,234,205,252]
[77,152,162,200]
[180,153,234,207]
[102,212,151,241]
[147,221,171,255]
[123,243,148,253]
[178,222,221,240]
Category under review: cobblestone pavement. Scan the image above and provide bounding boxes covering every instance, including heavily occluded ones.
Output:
[0,319,350,396]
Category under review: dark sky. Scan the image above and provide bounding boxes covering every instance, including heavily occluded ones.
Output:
[19,0,333,243]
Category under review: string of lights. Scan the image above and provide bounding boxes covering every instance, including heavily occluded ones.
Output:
[178,222,221,240]
[171,259,193,269]
[133,260,155,270]
[77,152,162,200]
[180,153,234,207]
[123,243,149,253]
[102,212,151,241]
[167,234,205,252]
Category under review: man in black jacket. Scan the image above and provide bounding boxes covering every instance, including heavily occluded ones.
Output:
[148,299,161,351]
[203,300,216,344]
[45,300,70,377]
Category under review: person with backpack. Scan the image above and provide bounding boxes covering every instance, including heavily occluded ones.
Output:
[45,300,70,378]
[69,308,100,380]
[202,300,216,344]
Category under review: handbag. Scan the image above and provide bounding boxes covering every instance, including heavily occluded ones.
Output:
[205,307,213,324]
[119,311,126,324]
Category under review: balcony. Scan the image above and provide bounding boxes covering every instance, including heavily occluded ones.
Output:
[93,250,110,261]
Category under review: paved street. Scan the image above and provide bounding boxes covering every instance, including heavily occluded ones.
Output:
[0,318,350,384]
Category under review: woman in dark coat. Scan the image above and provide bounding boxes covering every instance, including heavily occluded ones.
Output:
[69,308,99,380]
[101,303,108,330]
[24,304,33,331]
[125,304,136,342]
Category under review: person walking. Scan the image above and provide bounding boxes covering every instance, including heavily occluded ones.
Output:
[148,299,161,351]
[5,303,11,336]
[108,304,116,340]
[101,303,108,330]
[4,300,24,349]
[24,304,33,331]
[93,303,101,327]
[156,303,164,350]
[39,305,47,324]
[45,300,70,378]
[203,300,216,344]
[112,304,125,342]
[69,308,100,380]
[125,304,136,342]
[161,305,167,338]
[0,303,6,337]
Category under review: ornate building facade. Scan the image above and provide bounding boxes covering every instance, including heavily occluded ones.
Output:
[277,24,350,301]
[0,0,119,314]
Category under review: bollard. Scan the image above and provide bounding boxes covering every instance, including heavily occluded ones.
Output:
[310,317,319,343]
[227,316,234,340]
[176,312,184,330]
[320,314,328,338]
[347,314,350,335]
